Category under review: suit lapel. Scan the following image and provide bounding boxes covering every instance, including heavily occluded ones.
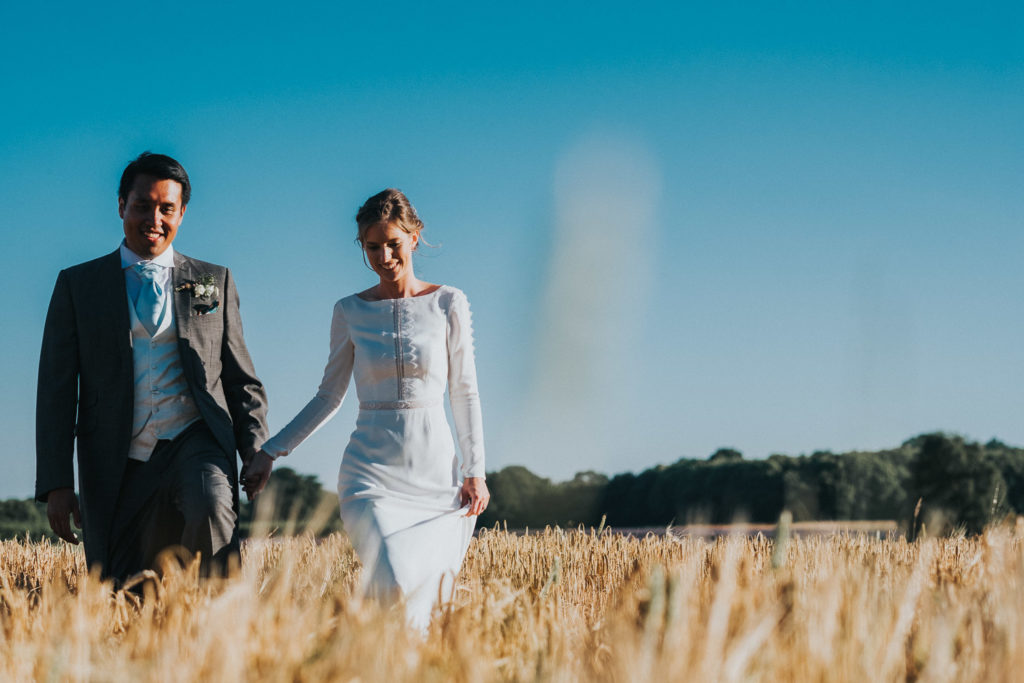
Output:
[98,251,134,419]
[173,251,194,339]
[100,250,132,354]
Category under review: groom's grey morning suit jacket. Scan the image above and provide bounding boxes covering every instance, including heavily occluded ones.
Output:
[35,249,268,571]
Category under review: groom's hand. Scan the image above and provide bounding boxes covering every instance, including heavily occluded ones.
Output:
[46,487,81,544]
[240,450,274,501]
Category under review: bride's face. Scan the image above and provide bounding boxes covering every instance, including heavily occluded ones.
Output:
[363,222,419,282]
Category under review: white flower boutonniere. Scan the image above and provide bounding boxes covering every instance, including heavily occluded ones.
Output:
[175,274,221,315]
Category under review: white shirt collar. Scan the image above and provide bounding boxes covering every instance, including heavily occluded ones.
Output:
[120,240,176,269]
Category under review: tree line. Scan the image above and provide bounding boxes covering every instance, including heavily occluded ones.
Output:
[3,432,1021,540]
[478,432,1024,535]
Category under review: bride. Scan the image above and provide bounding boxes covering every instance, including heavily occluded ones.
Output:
[244,188,489,630]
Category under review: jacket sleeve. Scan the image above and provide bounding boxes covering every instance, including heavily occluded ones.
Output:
[261,300,354,457]
[447,289,486,478]
[219,267,270,455]
[35,270,79,501]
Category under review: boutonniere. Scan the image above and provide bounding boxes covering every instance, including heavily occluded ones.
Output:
[175,274,221,315]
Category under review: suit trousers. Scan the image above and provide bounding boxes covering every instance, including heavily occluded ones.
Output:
[106,421,239,581]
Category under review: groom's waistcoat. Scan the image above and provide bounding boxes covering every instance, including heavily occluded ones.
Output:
[126,293,201,461]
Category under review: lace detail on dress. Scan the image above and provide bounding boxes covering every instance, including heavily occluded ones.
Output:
[393,299,405,400]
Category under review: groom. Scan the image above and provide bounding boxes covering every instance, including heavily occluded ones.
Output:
[35,152,268,580]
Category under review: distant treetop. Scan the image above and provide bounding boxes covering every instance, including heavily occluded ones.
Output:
[709,448,743,463]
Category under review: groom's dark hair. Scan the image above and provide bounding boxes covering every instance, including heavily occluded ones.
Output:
[118,152,192,206]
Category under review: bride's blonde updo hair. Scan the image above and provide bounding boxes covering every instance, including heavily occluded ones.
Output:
[355,189,425,246]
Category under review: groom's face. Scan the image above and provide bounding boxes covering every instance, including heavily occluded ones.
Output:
[118,174,186,258]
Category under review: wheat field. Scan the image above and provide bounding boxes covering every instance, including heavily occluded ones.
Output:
[1,522,1023,682]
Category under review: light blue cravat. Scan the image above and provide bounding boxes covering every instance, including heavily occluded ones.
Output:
[133,263,167,336]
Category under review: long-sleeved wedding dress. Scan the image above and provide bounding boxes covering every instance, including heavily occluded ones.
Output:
[261,285,485,630]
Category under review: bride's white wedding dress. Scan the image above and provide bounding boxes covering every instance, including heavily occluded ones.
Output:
[261,285,485,630]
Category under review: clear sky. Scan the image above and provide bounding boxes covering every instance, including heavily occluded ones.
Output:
[1,2,1022,499]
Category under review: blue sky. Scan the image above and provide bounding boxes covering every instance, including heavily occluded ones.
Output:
[1,2,1022,498]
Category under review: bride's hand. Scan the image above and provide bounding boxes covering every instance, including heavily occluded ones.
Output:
[460,477,490,516]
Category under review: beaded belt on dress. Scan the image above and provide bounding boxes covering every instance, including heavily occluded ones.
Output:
[358,398,442,410]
